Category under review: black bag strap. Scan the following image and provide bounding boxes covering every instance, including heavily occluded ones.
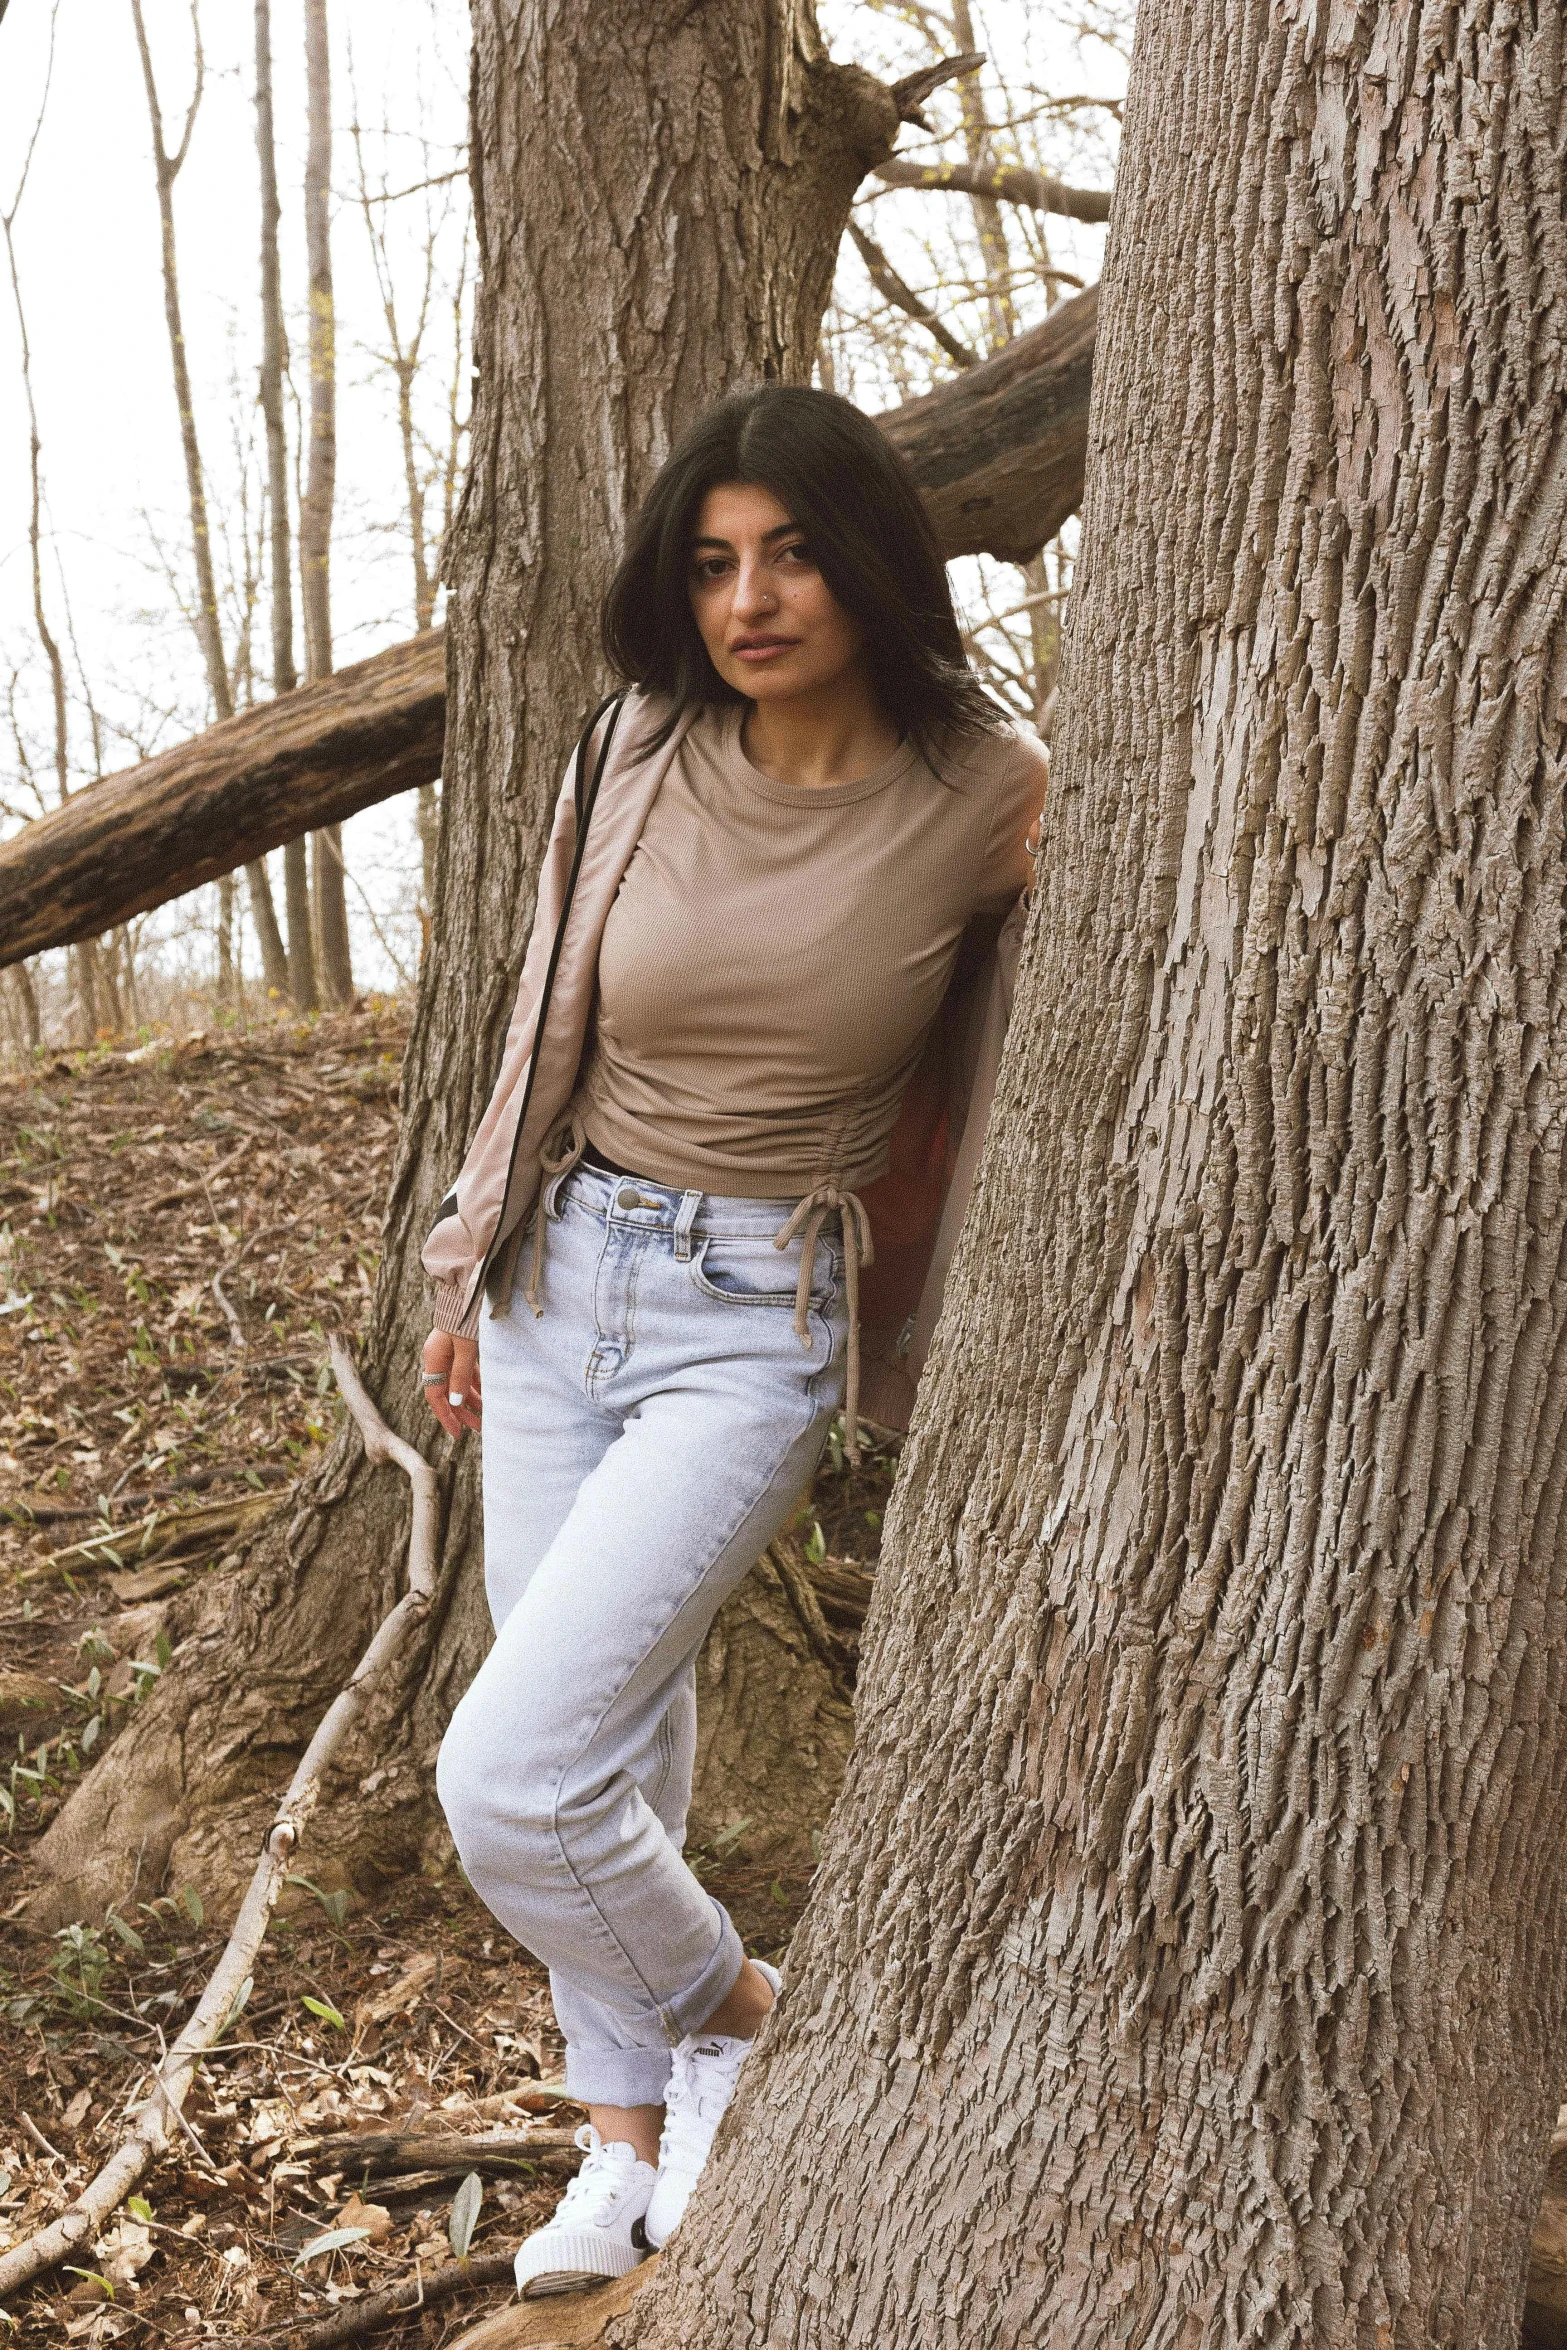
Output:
[573,690,628,834]
[454,689,630,1309]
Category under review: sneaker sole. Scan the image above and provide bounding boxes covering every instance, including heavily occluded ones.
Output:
[515,2236,647,2298]
[521,2267,627,2297]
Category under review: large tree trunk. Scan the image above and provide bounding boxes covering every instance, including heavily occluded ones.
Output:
[33,0,900,1930]
[620,1,1567,2345]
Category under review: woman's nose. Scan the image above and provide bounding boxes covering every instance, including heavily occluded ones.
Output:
[732,559,778,616]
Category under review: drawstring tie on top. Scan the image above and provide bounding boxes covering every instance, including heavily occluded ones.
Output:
[525,1121,874,1465]
[773,1183,874,1466]
[525,1117,590,1314]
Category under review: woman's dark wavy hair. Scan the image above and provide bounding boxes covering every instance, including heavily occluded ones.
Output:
[601,384,1001,763]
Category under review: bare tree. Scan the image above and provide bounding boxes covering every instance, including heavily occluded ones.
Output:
[255,0,317,1014]
[301,0,354,1008]
[129,0,288,1004]
[2,3,102,1041]
[347,61,470,913]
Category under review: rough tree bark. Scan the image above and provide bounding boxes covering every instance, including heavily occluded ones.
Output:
[620,2,1567,2345]
[301,0,354,1010]
[0,284,1096,967]
[33,0,905,1929]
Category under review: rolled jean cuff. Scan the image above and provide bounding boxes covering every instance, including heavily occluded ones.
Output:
[662,1904,745,2043]
[563,2042,675,2108]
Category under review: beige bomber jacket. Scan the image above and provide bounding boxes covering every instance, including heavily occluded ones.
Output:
[422,687,1037,1434]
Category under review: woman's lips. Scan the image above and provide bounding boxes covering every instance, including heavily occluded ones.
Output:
[730,638,798,662]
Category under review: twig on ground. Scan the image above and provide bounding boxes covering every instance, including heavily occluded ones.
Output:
[143,1134,253,1214]
[0,1336,441,2305]
[152,2072,227,2173]
[1,1461,293,1528]
[304,2127,580,2176]
[208,2248,515,2350]
[212,1218,297,1349]
[18,2112,66,2164]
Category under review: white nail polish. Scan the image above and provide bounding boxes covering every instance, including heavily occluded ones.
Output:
[449,1392,464,1407]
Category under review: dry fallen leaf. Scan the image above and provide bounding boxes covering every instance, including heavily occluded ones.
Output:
[92,2217,154,2286]
[336,2192,394,2244]
[357,1949,439,2026]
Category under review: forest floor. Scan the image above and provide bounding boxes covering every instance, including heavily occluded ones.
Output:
[0,1005,897,2347]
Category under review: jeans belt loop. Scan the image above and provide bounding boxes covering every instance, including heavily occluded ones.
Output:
[673,1190,702,1262]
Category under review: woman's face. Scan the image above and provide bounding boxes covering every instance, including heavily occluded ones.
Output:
[688,482,868,704]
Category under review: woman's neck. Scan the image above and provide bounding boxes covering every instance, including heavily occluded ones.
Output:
[739,669,901,791]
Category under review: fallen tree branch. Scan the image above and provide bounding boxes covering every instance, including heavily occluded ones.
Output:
[0,628,446,966]
[307,2126,581,2178]
[1,1462,293,1530]
[0,1337,440,2308]
[23,1486,286,1583]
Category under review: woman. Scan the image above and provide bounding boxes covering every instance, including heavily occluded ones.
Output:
[422,385,1046,2298]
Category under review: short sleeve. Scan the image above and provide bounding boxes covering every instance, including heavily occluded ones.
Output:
[974,733,1049,917]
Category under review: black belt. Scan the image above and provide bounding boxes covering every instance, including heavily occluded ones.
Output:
[580,1139,642,1181]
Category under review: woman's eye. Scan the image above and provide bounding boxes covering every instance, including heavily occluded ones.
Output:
[777,541,812,565]
[693,557,731,583]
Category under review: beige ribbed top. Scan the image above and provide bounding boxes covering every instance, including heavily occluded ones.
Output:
[567,704,1043,1200]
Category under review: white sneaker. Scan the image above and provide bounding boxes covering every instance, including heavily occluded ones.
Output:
[512,2124,656,2297]
[644,1962,780,2250]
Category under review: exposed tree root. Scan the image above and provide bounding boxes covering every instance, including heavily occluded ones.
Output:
[0,1336,439,2306]
[448,2258,660,2349]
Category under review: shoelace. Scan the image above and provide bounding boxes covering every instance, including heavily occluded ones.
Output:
[657,2037,749,2178]
[547,2123,639,2228]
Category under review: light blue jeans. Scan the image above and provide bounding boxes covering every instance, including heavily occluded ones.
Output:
[436,1156,847,2107]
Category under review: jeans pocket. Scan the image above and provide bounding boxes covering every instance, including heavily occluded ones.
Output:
[688,1234,835,1310]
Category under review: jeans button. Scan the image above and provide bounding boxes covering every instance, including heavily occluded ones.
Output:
[616,1185,642,1211]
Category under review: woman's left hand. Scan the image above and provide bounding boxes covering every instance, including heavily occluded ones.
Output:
[422,1328,483,1441]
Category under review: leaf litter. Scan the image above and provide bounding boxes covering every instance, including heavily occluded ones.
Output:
[0,1004,900,2344]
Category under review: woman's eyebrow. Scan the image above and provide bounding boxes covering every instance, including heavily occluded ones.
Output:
[691,523,802,551]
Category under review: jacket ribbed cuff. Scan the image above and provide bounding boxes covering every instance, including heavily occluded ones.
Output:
[430,1278,482,1340]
